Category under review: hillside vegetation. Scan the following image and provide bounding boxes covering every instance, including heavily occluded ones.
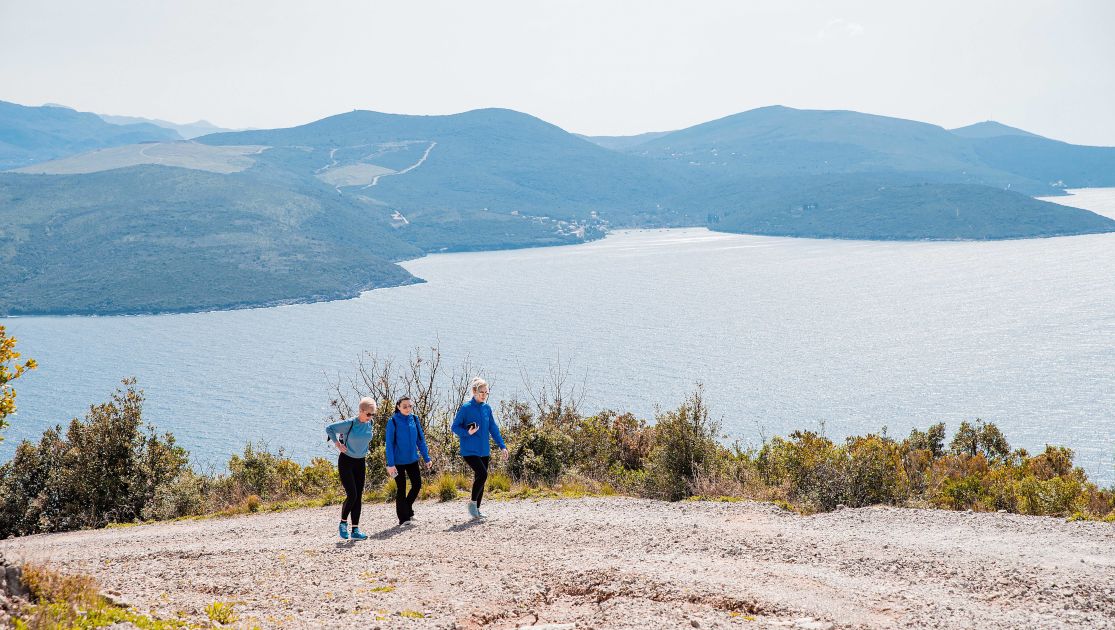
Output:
[1,349,1110,540]
[0,165,421,315]
[705,175,1115,240]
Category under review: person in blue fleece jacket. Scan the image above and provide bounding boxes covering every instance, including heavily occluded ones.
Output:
[452,378,509,519]
[386,396,432,526]
[325,397,377,541]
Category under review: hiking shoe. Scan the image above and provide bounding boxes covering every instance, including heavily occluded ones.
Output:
[339,522,349,539]
[468,501,479,519]
[400,519,416,527]
[350,527,368,541]
[475,508,488,519]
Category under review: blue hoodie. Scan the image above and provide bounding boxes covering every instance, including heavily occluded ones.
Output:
[386,411,431,467]
[325,417,375,459]
[452,398,506,457]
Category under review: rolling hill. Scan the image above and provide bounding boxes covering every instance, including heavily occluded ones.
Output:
[703,174,1115,240]
[0,165,422,315]
[625,106,1061,195]
[0,100,180,170]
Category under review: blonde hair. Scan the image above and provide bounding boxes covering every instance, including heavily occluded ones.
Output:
[358,397,377,413]
[470,378,489,394]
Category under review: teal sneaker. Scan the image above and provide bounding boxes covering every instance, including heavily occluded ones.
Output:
[350,527,368,541]
[339,521,349,539]
[468,501,479,519]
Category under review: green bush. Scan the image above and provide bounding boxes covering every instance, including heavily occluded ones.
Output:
[508,425,574,484]
[645,387,721,501]
[0,379,188,536]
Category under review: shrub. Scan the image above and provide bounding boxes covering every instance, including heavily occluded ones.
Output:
[508,425,574,484]
[435,473,463,501]
[757,431,845,511]
[646,387,721,501]
[0,325,37,438]
[950,419,1010,462]
[205,601,238,624]
[843,435,907,507]
[487,471,512,492]
[0,380,188,536]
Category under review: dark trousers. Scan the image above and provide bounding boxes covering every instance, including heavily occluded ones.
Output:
[463,455,491,507]
[338,453,366,526]
[395,462,422,524]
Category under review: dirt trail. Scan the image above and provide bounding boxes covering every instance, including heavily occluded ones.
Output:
[2,497,1112,629]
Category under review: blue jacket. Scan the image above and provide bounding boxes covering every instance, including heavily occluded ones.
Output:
[452,398,506,457]
[325,417,374,459]
[385,411,430,467]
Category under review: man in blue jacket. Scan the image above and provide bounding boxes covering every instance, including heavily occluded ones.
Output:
[452,378,509,519]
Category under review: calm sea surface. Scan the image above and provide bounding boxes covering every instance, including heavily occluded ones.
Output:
[4,189,1114,484]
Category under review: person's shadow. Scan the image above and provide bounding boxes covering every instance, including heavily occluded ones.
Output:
[370,526,406,540]
[445,519,485,533]
[334,540,357,549]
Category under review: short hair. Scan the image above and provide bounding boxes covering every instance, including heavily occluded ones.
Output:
[358,397,377,413]
[470,378,489,393]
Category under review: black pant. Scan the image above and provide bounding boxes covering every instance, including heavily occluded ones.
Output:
[338,453,366,526]
[395,462,422,524]
[463,455,491,507]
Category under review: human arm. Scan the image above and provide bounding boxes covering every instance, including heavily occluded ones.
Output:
[416,417,431,463]
[452,405,469,437]
[326,420,350,453]
[488,406,507,452]
[384,416,396,468]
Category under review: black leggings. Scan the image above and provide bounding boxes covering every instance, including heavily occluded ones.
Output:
[463,455,491,507]
[395,462,422,524]
[338,453,366,526]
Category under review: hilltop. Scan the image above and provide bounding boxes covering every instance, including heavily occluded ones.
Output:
[1,497,1112,629]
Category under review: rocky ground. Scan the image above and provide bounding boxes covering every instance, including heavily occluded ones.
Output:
[1,497,1113,629]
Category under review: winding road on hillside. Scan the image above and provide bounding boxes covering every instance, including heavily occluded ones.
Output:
[2,497,1112,629]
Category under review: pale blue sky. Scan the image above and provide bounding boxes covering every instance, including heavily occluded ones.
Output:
[2,0,1113,144]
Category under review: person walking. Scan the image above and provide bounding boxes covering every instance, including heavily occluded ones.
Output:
[386,396,432,526]
[452,378,509,519]
[325,397,377,540]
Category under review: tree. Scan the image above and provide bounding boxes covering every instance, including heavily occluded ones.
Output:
[0,325,37,439]
[950,419,1010,462]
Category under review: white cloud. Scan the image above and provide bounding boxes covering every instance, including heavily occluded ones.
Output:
[818,18,866,41]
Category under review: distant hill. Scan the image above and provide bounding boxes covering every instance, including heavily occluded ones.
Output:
[968,135,1115,189]
[0,100,181,170]
[198,108,696,229]
[0,165,423,315]
[705,174,1115,240]
[625,106,1059,195]
[949,121,1042,139]
[97,113,236,139]
[577,130,673,151]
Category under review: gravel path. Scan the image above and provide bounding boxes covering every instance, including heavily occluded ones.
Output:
[2,497,1113,629]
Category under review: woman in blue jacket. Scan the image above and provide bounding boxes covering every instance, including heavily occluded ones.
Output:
[325,397,377,541]
[386,396,432,526]
[452,378,509,519]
